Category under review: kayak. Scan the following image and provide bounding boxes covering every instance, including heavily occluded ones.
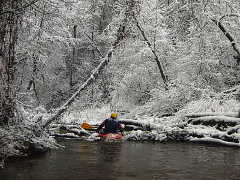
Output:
[98,133,123,140]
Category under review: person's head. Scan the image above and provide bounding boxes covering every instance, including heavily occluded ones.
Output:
[110,113,118,119]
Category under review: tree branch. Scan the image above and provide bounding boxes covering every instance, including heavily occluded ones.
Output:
[84,32,104,58]
[0,0,40,16]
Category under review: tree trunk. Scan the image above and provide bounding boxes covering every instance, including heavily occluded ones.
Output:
[134,17,168,89]
[211,19,240,64]
[0,0,22,124]
[70,25,77,87]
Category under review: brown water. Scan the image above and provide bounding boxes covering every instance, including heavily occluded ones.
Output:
[1,140,240,180]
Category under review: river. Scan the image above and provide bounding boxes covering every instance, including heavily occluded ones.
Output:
[1,140,240,180]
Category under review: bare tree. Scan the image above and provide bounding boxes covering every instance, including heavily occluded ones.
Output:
[0,1,22,124]
[0,0,39,124]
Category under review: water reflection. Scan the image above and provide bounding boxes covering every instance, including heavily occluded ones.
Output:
[1,141,240,180]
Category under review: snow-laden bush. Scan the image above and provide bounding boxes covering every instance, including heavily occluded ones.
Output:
[177,98,240,116]
[111,63,157,111]
[135,80,203,117]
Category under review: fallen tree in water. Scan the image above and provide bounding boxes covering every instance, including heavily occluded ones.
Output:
[187,116,240,129]
[49,124,91,138]
[182,111,240,147]
[42,108,240,148]
[185,112,240,118]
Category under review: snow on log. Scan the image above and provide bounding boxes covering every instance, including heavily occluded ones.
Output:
[124,125,144,131]
[227,125,240,135]
[189,116,240,126]
[59,125,90,136]
[185,112,239,118]
[185,125,240,143]
[222,85,240,94]
[189,137,240,147]
[124,130,167,142]
[54,133,80,138]
[119,119,163,131]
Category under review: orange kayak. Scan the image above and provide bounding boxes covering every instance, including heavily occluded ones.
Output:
[99,133,123,140]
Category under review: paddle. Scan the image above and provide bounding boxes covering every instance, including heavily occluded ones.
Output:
[81,122,94,130]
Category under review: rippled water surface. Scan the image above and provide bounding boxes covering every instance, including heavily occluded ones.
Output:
[1,140,240,180]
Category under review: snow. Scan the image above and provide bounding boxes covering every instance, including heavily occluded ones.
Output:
[17,99,240,148]
[123,130,167,142]
[86,133,101,141]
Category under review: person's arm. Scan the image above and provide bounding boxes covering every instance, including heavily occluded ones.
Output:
[118,122,124,135]
[97,120,106,132]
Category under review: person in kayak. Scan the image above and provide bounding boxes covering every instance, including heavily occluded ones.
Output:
[97,113,124,135]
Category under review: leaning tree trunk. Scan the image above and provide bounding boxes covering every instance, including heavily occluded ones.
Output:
[211,18,240,64]
[133,16,168,90]
[0,0,22,124]
[43,0,137,128]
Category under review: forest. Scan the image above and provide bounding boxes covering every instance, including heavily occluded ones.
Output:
[1,0,240,168]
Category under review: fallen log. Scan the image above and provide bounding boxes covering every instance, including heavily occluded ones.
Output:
[185,127,239,143]
[119,119,162,131]
[60,126,90,136]
[227,125,240,135]
[189,116,240,127]
[124,125,144,131]
[124,130,167,142]
[222,85,240,94]
[54,133,80,138]
[185,112,239,118]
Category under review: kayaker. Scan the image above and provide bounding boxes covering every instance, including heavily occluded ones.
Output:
[97,113,124,135]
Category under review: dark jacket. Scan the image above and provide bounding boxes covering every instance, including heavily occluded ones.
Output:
[97,117,123,134]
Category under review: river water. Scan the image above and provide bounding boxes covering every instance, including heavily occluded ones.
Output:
[1,140,240,180]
